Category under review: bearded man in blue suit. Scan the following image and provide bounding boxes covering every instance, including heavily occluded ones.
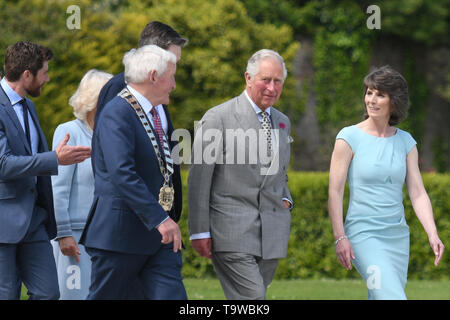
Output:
[80,45,187,300]
[0,41,91,299]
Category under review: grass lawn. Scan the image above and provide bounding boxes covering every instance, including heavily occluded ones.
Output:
[20,278,450,300]
[184,278,450,300]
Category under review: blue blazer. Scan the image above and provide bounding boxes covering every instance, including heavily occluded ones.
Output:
[0,87,58,243]
[80,95,172,255]
[94,72,182,222]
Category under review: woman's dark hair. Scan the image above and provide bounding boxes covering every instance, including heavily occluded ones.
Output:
[363,65,409,125]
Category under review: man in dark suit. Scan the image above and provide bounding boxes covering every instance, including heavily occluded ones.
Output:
[94,21,187,225]
[0,41,91,299]
[80,45,187,299]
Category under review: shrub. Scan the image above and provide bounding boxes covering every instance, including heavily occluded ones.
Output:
[180,171,449,280]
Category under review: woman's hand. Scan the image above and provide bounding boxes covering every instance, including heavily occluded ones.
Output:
[428,234,445,266]
[335,237,355,270]
[58,236,81,263]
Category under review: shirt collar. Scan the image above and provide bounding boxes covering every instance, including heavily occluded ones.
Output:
[126,85,164,115]
[127,85,154,115]
[0,78,24,106]
[244,89,271,116]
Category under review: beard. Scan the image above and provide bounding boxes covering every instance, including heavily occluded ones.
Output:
[25,78,43,97]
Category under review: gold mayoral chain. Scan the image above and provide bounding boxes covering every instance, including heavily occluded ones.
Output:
[119,88,175,212]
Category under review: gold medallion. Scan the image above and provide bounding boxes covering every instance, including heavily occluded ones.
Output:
[159,185,174,212]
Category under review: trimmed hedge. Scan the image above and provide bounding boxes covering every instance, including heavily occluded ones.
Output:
[179,171,449,280]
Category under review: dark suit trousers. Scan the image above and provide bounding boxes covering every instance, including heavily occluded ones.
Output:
[0,205,59,300]
[86,244,187,300]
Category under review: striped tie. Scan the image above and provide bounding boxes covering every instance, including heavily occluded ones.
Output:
[150,107,174,173]
[150,107,165,148]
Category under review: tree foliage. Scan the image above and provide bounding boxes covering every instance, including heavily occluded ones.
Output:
[131,0,300,131]
[1,0,299,145]
[0,0,448,171]
[241,0,449,172]
[0,0,122,143]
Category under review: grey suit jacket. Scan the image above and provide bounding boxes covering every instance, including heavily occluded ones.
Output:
[188,91,293,259]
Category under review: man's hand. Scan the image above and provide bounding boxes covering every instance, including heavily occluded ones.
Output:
[191,238,212,259]
[157,218,182,252]
[58,236,81,263]
[282,200,291,209]
[55,133,91,165]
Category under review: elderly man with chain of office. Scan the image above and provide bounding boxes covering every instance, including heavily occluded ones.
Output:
[80,45,186,299]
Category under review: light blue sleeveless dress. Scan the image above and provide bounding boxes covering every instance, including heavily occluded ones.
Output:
[336,125,416,300]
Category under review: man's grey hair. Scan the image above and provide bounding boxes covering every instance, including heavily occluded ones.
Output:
[123,45,177,84]
[246,49,287,81]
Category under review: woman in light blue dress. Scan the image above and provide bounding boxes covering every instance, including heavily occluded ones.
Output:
[328,66,444,299]
[51,69,112,299]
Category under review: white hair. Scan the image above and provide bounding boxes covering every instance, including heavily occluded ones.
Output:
[246,49,287,81]
[123,44,177,84]
[69,69,113,123]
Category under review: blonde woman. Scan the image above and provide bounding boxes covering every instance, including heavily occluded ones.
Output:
[51,69,112,299]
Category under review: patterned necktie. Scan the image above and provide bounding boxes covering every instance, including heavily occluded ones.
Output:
[19,99,31,147]
[260,111,272,154]
[149,106,174,181]
[150,107,165,148]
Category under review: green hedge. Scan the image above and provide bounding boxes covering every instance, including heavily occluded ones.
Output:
[179,171,449,280]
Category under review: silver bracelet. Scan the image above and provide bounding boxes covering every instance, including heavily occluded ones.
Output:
[334,235,348,245]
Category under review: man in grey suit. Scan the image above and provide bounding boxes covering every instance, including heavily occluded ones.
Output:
[0,41,91,299]
[188,49,293,300]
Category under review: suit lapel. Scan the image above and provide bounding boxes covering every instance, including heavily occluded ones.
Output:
[233,92,261,133]
[0,87,32,154]
[26,100,46,152]
[230,92,288,187]
[260,108,287,189]
[261,107,281,188]
[233,92,276,186]
[233,92,263,174]
[162,105,175,150]
[269,109,281,159]
[163,105,174,134]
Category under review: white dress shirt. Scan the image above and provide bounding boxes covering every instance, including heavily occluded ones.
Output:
[127,85,168,134]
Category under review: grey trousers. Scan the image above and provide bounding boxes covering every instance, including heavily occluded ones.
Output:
[211,252,278,300]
